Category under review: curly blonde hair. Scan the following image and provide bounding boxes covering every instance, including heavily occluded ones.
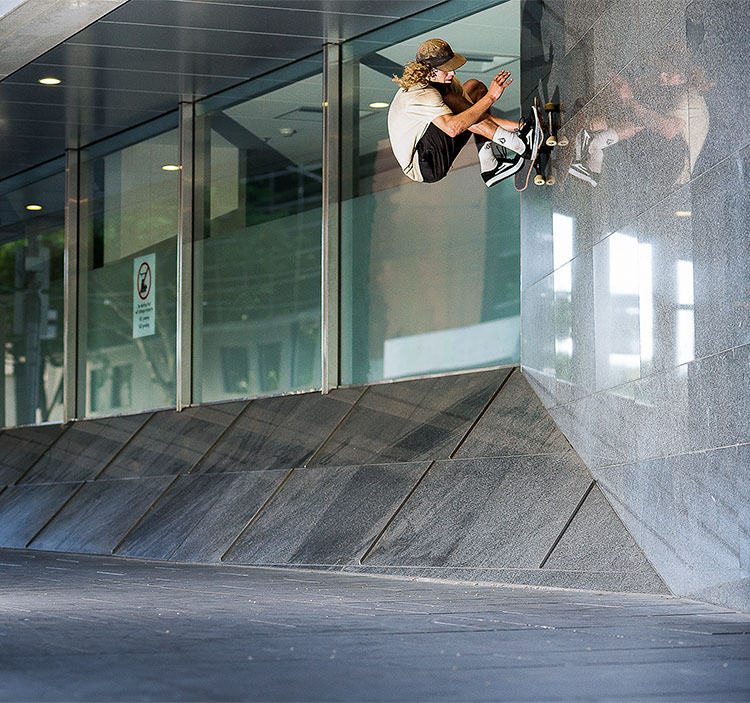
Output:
[392,60,433,90]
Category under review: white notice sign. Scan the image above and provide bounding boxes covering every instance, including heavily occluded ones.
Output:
[133,253,156,338]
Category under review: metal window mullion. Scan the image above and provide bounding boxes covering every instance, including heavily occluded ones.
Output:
[176,101,195,410]
[322,42,341,394]
[63,148,79,423]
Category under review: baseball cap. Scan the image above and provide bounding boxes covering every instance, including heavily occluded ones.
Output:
[416,39,466,72]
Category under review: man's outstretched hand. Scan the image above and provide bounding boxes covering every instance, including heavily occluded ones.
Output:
[487,71,513,101]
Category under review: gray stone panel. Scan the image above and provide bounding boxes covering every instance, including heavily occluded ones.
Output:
[455,369,571,458]
[596,444,744,601]
[224,462,429,566]
[542,484,669,594]
[0,424,67,485]
[520,278,556,402]
[688,576,750,614]
[690,344,750,452]
[0,482,82,548]
[685,1,750,179]
[20,414,151,484]
[100,402,247,479]
[310,370,508,466]
[365,455,592,570]
[116,471,288,562]
[197,388,363,474]
[691,145,750,360]
[29,476,174,555]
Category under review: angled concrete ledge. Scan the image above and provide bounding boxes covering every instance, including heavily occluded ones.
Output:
[223,462,430,566]
[195,388,363,474]
[116,471,289,562]
[0,368,679,600]
[99,403,247,479]
[29,476,174,555]
[363,455,592,570]
[0,424,67,485]
[0,482,82,548]
[19,415,150,484]
[310,369,509,466]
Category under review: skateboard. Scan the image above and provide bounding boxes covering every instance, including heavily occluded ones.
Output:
[514,98,544,192]
[531,102,567,187]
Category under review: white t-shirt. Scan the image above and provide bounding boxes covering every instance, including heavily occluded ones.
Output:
[387,78,467,182]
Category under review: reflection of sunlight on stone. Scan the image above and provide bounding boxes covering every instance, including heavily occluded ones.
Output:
[609,233,639,295]
[609,353,640,368]
[677,310,695,366]
[552,213,573,269]
[677,260,694,305]
[554,263,571,294]
[639,243,653,365]
[556,336,573,357]
[676,260,695,365]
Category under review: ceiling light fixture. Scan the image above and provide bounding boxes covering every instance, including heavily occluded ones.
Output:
[674,211,692,217]
[369,102,389,109]
[38,77,61,85]
[26,204,43,211]
[161,164,181,171]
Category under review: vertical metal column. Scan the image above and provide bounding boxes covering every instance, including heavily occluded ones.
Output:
[176,101,195,411]
[63,148,79,422]
[321,42,341,394]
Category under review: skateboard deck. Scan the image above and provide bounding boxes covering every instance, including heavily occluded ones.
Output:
[514,98,543,192]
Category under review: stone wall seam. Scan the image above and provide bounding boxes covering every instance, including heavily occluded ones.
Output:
[92,412,155,481]
[358,460,435,565]
[13,422,71,485]
[219,467,297,562]
[111,475,181,556]
[187,402,251,474]
[448,369,517,459]
[524,341,750,415]
[539,480,596,569]
[304,386,369,467]
[25,480,87,549]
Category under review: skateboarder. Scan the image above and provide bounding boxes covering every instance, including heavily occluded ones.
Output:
[388,38,535,187]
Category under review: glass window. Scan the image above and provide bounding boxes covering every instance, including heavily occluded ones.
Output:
[78,116,179,416]
[193,60,323,402]
[0,166,65,426]
[340,0,521,384]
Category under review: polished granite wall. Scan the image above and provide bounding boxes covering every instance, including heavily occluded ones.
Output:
[0,368,668,596]
[519,0,748,611]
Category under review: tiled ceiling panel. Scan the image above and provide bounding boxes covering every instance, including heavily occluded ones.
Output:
[0,0,444,181]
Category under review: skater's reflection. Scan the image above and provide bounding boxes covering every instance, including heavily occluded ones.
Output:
[567,44,713,188]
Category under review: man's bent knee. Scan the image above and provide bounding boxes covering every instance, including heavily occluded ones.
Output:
[463,79,488,101]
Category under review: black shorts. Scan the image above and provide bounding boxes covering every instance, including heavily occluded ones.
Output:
[415,122,472,183]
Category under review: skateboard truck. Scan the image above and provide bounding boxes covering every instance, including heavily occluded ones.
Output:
[544,102,569,148]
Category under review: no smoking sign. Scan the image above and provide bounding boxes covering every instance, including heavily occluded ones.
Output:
[133,253,156,338]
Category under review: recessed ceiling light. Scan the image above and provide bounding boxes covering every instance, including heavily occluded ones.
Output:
[26,204,43,211]
[674,211,692,217]
[161,164,181,171]
[39,77,61,85]
[369,102,389,109]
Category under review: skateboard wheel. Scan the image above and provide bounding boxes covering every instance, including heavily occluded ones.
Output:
[546,135,557,147]
[557,136,569,147]
[546,175,556,186]
[544,102,556,111]
[534,174,546,186]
